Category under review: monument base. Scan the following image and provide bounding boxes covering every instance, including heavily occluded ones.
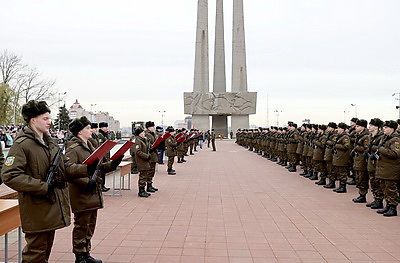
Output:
[231,115,249,135]
[212,115,228,138]
[192,115,210,132]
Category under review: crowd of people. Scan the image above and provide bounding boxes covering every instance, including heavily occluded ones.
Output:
[236,117,400,217]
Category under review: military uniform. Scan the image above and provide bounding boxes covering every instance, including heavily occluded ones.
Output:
[133,130,152,197]
[322,123,338,188]
[165,128,177,174]
[1,101,71,263]
[332,123,351,193]
[211,130,216,151]
[374,121,400,216]
[145,121,159,192]
[97,123,110,191]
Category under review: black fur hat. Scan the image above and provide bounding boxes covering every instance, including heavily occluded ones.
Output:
[21,100,51,123]
[350,117,359,123]
[145,121,155,128]
[338,122,348,130]
[90,123,98,129]
[356,119,368,128]
[99,122,108,128]
[134,127,145,136]
[383,120,398,130]
[328,122,337,129]
[369,118,383,128]
[69,116,91,136]
[318,124,327,131]
[166,126,175,132]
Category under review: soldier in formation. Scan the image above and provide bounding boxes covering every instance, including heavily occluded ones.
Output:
[235,117,400,217]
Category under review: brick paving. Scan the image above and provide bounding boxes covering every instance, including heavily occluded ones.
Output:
[3,140,400,263]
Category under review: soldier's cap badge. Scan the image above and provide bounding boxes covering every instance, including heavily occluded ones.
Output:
[5,156,15,166]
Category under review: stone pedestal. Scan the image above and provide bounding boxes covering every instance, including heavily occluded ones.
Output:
[192,115,209,131]
[231,115,249,135]
[212,115,228,137]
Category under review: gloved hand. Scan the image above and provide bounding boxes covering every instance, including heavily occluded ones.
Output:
[350,151,355,158]
[369,153,380,161]
[149,148,156,154]
[87,159,99,175]
[87,179,97,190]
[111,155,124,170]
[146,156,151,161]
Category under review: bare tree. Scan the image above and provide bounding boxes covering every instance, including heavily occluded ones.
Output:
[19,67,57,103]
[0,50,25,84]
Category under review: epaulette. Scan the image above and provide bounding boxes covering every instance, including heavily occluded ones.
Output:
[14,137,28,144]
[69,143,79,149]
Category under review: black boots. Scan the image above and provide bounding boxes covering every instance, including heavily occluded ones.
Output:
[288,166,297,172]
[377,205,397,217]
[367,199,384,209]
[75,253,102,263]
[138,187,151,197]
[334,183,346,193]
[352,194,366,203]
[315,178,326,185]
[299,170,308,176]
[167,169,176,175]
[147,183,158,192]
[177,159,183,163]
[323,180,336,189]
[308,172,318,180]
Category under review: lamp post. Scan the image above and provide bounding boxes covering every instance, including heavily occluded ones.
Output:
[343,110,349,123]
[350,103,358,118]
[58,92,67,130]
[392,93,400,118]
[90,103,97,122]
[274,110,282,126]
[158,110,166,128]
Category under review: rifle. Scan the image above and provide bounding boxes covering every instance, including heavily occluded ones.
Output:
[45,134,70,203]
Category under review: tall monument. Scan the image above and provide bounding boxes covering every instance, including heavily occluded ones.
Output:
[184,0,257,135]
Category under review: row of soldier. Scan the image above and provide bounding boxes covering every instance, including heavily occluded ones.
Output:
[236,117,400,217]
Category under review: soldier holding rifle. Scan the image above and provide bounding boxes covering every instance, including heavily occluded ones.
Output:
[65,116,122,263]
[1,100,71,263]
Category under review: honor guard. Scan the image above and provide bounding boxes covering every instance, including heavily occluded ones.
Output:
[65,116,122,262]
[133,127,153,197]
[332,122,351,193]
[145,121,159,193]
[1,100,71,262]
[165,126,177,175]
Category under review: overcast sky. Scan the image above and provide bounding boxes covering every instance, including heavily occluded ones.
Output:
[2,0,400,128]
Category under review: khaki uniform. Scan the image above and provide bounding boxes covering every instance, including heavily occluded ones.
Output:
[64,136,115,255]
[145,130,158,183]
[324,132,337,181]
[375,134,400,206]
[312,133,327,175]
[367,131,385,200]
[96,130,110,186]
[211,132,216,151]
[165,134,177,170]
[332,132,351,184]
[352,129,370,195]
[133,136,151,187]
[1,126,71,262]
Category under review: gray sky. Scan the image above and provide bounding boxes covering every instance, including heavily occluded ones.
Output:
[2,0,400,128]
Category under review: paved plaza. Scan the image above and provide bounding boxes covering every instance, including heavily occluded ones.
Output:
[3,140,400,263]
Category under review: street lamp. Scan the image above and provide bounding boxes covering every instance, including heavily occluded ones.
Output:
[392,93,400,118]
[158,110,166,128]
[350,103,358,118]
[90,104,97,122]
[343,110,350,123]
[274,110,282,126]
[58,92,67,130]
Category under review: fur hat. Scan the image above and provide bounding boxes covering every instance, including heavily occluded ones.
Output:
[356,119,368,128]
[90,123,98,129]
[383,120,398,130]
[369,118,383,128]
[145,121,155,128]
[318,124,327,131]
[134,127,145,136]
[338,122,348,130]
[350,117,359,123]
[21,100,51,123]
[328,122,337,129]
[99,122,108,128]
[69,116,91,136]
[155,126,163,132]
[166,126,175,132]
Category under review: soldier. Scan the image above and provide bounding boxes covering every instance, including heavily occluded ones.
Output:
[332,122,351,193]
[165,126,177,175]
[177,129,186,163]
[1,100,71,262]
[300,124,311,176]
[322,122,338,187]
[65,116,122,263]
[155,126,165,164]
[129,133,140,174]
[347,117,359,185]
[311,124,327,181]
[211,128,217,151]
[351,119,370,203]
[145,121,159,193]
[189,129,195,155]
[365,118,385,209]
[88,123,99,148]
[286,123,299,172]
[97,122,110,192]
[132,127,153,197]
[373,120,400,216]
